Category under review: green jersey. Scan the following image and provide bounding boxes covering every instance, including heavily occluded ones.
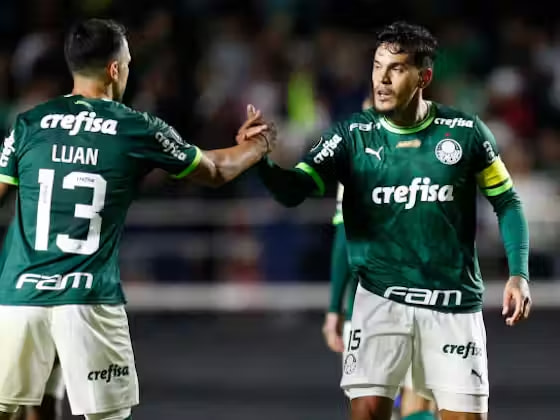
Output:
[299,102,514,313]
[0,94,202,305]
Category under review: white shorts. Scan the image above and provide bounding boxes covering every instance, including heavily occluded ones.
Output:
[0,304,139,415]
[341,284,488,413]
[44,361,65,400]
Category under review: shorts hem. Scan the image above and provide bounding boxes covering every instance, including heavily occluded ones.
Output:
[425,383,489,396]
[0,299,126,306]
[0,396,42,406]
[72,398,140,416]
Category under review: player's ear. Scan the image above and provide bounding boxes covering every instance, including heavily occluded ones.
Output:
[418,68,433,89]
[107,60,119,82]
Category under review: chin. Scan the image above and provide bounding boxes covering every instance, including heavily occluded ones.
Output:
[373,102,397,115]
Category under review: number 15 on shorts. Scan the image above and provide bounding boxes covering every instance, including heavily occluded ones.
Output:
[347,329,362,351]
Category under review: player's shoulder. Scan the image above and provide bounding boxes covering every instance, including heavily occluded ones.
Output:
[432,102,481,129]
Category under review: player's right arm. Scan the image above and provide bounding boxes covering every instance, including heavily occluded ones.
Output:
[255,124,349,207]
[135,106,273,188]
[0,118,24,205]
[323,184,350,353]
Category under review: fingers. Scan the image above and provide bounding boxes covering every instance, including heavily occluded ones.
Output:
[505,291,522,326]
[523,296,532,319]
[502,290,511,316]
[323,329,344,353]
[247,104,257,118]
[243,124,268,139]
[239,107,263,132]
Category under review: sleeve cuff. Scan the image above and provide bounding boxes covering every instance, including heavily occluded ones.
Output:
[0,174,18,186]
[171,147,202,179]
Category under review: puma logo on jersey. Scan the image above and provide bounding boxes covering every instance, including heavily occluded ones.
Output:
[365,146,383,160]
[372,177,454,209]
[434,117,473,128]
[40,111,118,136]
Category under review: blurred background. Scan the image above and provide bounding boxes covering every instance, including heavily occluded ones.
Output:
[0,0,559,418]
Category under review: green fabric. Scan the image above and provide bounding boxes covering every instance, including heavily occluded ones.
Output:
[256,158,316,207]
[329,223,350,313]
[486,188,530,280]
[402,411,437,420]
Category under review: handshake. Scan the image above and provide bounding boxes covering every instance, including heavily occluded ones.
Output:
[235,104,277,156]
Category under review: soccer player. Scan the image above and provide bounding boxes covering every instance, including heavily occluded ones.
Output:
[249,21,532,420]
[0,18,275,420]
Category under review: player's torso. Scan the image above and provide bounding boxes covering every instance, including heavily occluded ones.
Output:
[0,96,148,305]
[341,106,482,312]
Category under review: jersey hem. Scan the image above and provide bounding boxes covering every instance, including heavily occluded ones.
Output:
[0,298,126,306]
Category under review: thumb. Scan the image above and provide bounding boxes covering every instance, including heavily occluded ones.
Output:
[247,104,257,118]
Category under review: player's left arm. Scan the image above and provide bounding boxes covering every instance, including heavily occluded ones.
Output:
[0,119,23,205]
[473,117,531,324]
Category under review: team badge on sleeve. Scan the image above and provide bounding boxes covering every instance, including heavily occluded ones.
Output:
[435,139,462,165]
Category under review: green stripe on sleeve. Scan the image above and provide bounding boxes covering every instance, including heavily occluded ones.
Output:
[482,178,513,197]
[332,212,344,225]
[0,175,18,186]
[295,162,325,196]
[172,147,203,179]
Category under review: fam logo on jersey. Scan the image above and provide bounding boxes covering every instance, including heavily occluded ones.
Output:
[434,117,473,128]
[435,139,462,165]
[16,272,93,290]
[343,353,357,375]
[88,364,130,383]
[0,130,15,167]
[313,134,342,164]
[372,177,454,210]
[349,122,380,132]
[40,112,118,136]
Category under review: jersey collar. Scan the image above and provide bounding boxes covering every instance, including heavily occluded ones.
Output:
[379,102,436,134]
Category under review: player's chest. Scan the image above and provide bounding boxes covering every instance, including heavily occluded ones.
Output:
[347,130,472,193]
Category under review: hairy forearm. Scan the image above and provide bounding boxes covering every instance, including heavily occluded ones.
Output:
[488,189,530,280]
[329,223,350,313]
[203,142,266,187]
[257,158,316,207]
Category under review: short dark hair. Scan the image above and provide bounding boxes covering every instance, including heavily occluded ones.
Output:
[64,18,127,74]
[375,21,438,68]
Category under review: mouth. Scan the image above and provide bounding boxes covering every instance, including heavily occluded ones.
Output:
[376,90,394,101]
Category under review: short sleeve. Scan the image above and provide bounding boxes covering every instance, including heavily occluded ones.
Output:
[295,124,348,196]
[0,117,25,186]
[132,112,202,178]
[472,116,513,197]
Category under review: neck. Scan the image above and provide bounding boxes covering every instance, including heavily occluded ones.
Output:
[386,92,428,127]
[71,75,113,100]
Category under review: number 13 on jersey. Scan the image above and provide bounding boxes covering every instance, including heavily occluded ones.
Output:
[35,169,107,255]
